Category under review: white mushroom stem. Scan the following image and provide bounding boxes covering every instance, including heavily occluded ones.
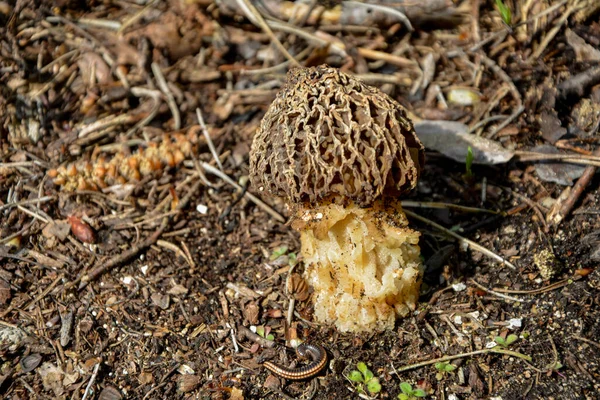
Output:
[292,199,423,333]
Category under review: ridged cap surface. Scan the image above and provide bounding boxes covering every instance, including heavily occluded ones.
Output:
[250,66,424,206]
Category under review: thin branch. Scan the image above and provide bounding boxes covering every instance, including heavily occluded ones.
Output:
[528,0,584,61]
[236,0,300,67]
[401,200,500,215]
[0,196,55,213]
[469,279,527,303]
[152,62,181,130]
[514,151,600,167]
[201,162,285,223]
[196,108,223,171]
[344,1,412,31]
[393,347,532,373]
[81,362,101,400]
[403,209,516,270]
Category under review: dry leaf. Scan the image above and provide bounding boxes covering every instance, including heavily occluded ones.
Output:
[414,120,514,164]
[167,283,189,296]
[42,221,71,241]
[38,362,65,396]
[263,374,281,390]
[540,110,567,144]
[565,28,600,62]
[0,279,10,305]
[98,386,122,400]
[177,374,201,393]
[230,387,244,400]
[151,293,170,309]
[77,52,112,86]
[63,370,79,386]
[138,371,154,385]
[20,353,42,373]
[243,302,260,325]
[532,145,586,185]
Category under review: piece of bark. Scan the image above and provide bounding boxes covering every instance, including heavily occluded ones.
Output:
[558,66,600,99]
[547,146,600,226]
[217,0,465,30]
[540,110,567,144]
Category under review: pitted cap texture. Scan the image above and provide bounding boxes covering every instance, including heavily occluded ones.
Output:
[250,66,425,206]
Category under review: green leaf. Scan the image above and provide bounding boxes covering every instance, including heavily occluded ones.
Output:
[494,336,506,346]
[256,326,265,337]
[400,382,413,394]
[348,370,364,382]
[495,0,512,25]
[270,246,288,260]
[357,362,368,375]
[398,394,409,400]
[444,364,457,372]
[465,146,474,177]
[506,334,518,345]
[266,334,275,341]
[366,378,381,394]
[413,388,426,397]
[288,252,298,266]
[434,362,445,371]
[554,361,563,370]
[364,369,374,381]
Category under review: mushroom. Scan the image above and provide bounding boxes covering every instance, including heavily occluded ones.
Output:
[249,66,425,332]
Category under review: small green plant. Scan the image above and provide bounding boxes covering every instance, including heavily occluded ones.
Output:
[255,325,274,341]
[270,246,288,260]
[269,246,298,267]
[434,361,457,380]
[465,146,474,178]
[348,362,381,395]
[494,334,518,348]
[495,0,512,25]
[398,382,426,400]
[288,252,298,266]
[544,360,564,377]
[546,360,563,372]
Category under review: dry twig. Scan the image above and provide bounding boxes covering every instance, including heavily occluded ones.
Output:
[403,209,517,270]
[235,0,300,67]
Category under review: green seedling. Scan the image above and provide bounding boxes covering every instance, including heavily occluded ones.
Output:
[494,334,518,348]
[495,0,512,25]
[288,252,298,267]
[270,246,288,260]
[465,145,474,178]
[255,326,274,341]
[434,361,457,380]
[547,360,563,371]
[348,362,381,395]
[398,382,426,400]
[269,246,298,267]
[545,360,564,377]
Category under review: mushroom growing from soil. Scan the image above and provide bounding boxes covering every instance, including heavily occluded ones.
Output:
[249,66,425,332]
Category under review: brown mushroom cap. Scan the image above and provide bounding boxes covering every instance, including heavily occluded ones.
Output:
[249,66,425,207]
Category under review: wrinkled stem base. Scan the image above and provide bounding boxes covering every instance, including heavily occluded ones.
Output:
[292,199,423,333]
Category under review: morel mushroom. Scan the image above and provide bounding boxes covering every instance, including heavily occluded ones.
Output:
[250,66,425,332]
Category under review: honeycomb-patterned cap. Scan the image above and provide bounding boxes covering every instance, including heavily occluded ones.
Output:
[249,66,425,206]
